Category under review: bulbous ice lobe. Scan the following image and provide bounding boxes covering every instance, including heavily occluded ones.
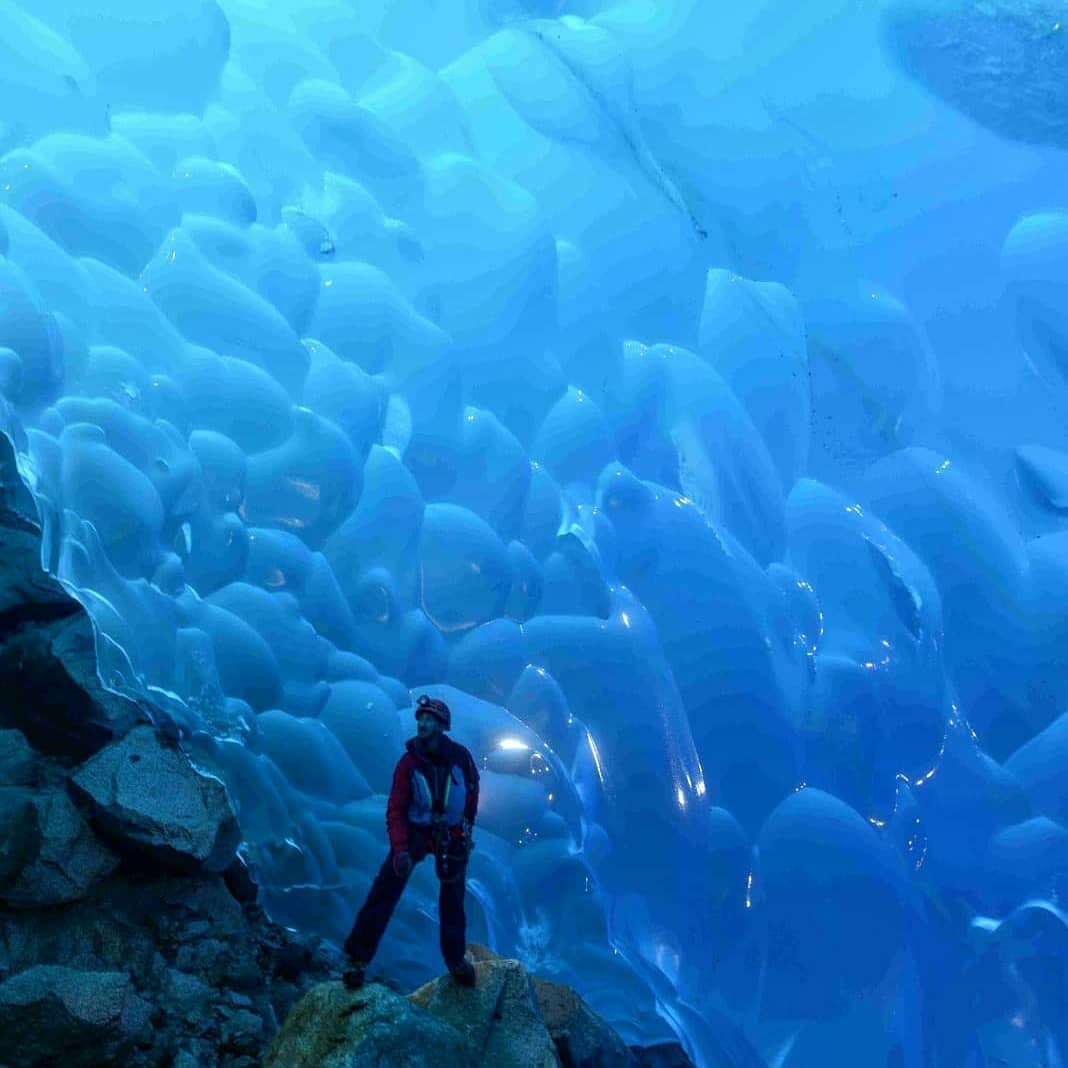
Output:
[3,2,1067,1063]
[1002,213,1068,388]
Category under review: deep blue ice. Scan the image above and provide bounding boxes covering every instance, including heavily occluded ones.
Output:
[2,2,1067,1065]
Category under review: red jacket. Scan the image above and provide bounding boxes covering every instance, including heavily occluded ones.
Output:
[386,734,479,854]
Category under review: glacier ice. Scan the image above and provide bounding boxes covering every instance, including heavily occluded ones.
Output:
[1,1,1068,1065]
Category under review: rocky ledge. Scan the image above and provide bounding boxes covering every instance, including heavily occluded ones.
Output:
[0,426,693,1066]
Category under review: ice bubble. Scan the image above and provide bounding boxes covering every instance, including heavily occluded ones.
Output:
[623,343,786,564]
[175,346,292,452]
[0,348,23,402]
[58,421,163,576]
[865,447,1034,757]
[806,285,941,486]
[54,397,200,524]
[985,817,1068,913]
[1005,713,1068,825]
[203,69,320,218]
[192,735,290,846]
[347,573,448,683]
[786,479,946,779]
[287,78,422,211]
[244,527,314,596]
[358,48,472,158]
[533,386,615,487]
[507,665,573,761]
[540,533,611,618]
[914,714,1031,899]
[505,540,542,622]
[806,654,893,815]
[0,255,64,411]
[757,787,906,1019]
[242,407,359,548]
[418,154,559,415]
[110,112,218,176]
[319,680,405,794]
[301,339,383,460]
[324,650,378,685]
[324,445,424,604]
[30,132,176,274]
[173,157,257,226]
[80,257,188,374]
[182,507,248,596]
[1022,533,1068,728]
[177,591,280,711]
[207,581,329,684]
[35,0,230,114]
[447,407,531,540]
[142,226,309,396]
[476,769,551,846]
[597,463,797,829]
[224,4,339,109]
[0,1,106,143]
[311,260,451,384]
[246,223,320,336]
[294,171,402,267]
[300,552,358,652]
[0,205,93,331]
[1016,443,1068,513]
[699,269,809,488]
[189,429,245,512]
[419,503,511,634]
[520,462,564,562]
[446,618,527,706]
[1002,213,1068,385]
[77,346,151,410]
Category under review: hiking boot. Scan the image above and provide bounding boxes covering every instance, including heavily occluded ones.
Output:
[342,960,367,989]
[448,958,476,987]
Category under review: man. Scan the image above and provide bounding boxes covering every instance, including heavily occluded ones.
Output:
[342,694,480,988]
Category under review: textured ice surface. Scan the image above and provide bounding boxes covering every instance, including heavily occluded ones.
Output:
[1,1,1067,1066]
[885,0,1068,150]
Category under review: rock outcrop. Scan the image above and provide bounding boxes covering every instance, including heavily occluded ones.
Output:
[267,945,685,1068]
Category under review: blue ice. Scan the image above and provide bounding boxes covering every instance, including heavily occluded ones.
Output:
[2,1,1067,1066]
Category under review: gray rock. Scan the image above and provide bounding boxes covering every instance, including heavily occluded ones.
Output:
[533,974,638,1068]
[884,0,1068,150]
[629,1042,696,1068]
[219,1006,265,1056]
[0,788,39,885]
[70,725,241,873]
[0,730,38,787]
[0,611,145,764]
[409,954,562,1067]
[162,967,214,1024]
[0,431,75,623]
[0,786,118,907]
[265,981,472,1068]
[0,964,152,1068]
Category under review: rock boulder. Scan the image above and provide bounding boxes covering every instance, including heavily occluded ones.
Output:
[69,725,241,873]
[0,964,152,1068]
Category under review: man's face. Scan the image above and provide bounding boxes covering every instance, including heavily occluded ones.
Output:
[417,711,443,741]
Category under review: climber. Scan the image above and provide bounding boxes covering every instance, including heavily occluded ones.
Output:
[341,694,480,989]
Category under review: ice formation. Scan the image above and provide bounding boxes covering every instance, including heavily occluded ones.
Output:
[2,1,1067,1065]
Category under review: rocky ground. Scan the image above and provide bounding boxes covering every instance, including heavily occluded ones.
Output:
[0,427,693,1066]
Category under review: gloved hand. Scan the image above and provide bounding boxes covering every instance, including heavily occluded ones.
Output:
[392,850,413,879]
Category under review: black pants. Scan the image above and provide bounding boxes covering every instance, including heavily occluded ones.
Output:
[343,829,468,969]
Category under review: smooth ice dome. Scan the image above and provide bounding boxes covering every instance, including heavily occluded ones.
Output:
[1,1,1067,1067]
